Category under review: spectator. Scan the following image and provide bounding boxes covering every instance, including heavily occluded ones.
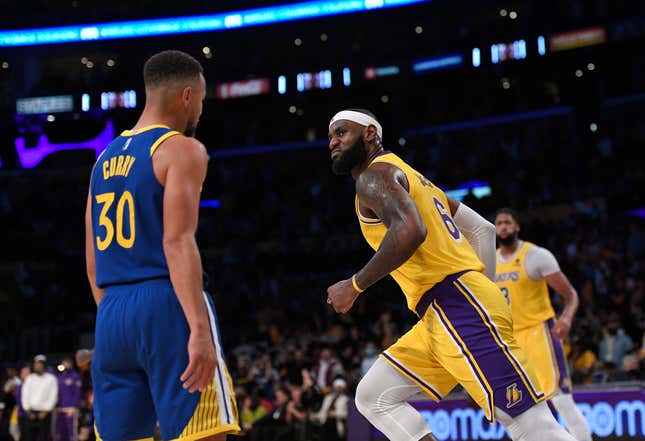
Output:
[251,355,280,401]
[2,367,20,441]
[598,317,635,373]
[3,368,20,396]
[360,341,379,378]
[313,348,344,392]
[249,387,291,441]
[15,366,31,441]
[0,402,13,441]
[282,349,307,387]
[76,391,93,441]
[300,368,323,416]
[239,393,267,437]
[22,355,58,441]
[570,338,598,384]
[316,378,349,441]
[285,387,308,441]
[54,357,81,441]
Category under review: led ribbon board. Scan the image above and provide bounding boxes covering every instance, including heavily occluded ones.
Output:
[0,0,429,47]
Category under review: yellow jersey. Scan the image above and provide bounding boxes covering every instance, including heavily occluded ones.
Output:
[495,241,555,331]
[356,152,484,312]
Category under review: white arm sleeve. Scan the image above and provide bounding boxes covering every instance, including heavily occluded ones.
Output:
[525,246,560,280]
[453,203,497,281]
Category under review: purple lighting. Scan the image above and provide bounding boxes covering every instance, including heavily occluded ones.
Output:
[15,120,114,168]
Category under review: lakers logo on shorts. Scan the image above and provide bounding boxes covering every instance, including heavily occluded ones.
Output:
[506,383,523,408]
[561,377,572,391]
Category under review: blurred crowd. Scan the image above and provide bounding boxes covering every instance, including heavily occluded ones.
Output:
[0,354,93,441]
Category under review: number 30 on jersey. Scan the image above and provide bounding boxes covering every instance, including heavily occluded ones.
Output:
[95,191,136,250]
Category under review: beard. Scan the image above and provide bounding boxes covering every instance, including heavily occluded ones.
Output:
[331,137,368,175]
[497,231,518,246]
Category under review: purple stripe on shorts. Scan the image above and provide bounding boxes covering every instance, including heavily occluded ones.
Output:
[455,279,544,401]
[547,318,572,394]
[415,270,470,319]
[433,277,542,418]
[431,301,493,420]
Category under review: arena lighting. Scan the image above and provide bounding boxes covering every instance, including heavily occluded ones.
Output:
[0,0,429,47]
[14,120,114,168]
[412,54,463,73]
[627,208,645,219]
[444,180,492,202]
[199,199,221,208]
[537,35,546,55]
[81,93,90,111]
[277,75,287,94]
[343,67,351,86]
[471,47,481,67]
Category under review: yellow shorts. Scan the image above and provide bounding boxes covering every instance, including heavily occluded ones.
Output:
[382,271,544,422]
[514,319,572,399]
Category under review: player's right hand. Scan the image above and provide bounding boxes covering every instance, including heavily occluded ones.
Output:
[181,330,217,393]
[327,278,361,314]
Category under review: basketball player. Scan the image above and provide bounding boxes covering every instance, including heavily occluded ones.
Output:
[85,50,239,441]
[495,208,592,441]
[326,109,577,441]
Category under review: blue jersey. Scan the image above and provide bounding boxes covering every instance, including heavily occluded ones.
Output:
[90,125,181,288]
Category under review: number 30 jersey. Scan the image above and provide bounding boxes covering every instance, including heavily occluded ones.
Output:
[90,125,181,288]
[355,152,484,313]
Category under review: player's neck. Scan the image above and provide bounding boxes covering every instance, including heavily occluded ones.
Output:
[133,106,184,134]
[351,146,385,179]
[500,240,521,257]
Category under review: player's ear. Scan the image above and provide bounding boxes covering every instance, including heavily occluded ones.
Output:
[181,86,192,107]
[364,125,378,144]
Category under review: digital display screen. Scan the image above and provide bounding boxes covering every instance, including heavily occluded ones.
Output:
[364,65,400,79]
[549,26,607,52]
[490,40,526,64]
[16,95,74,115]
[100,90,137,110]
[296,70,332,92]
[216,79,270,99]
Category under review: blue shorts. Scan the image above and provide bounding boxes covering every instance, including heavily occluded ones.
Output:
[92,279,239,441]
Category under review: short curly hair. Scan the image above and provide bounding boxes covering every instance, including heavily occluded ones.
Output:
[143,50,203,89]
[495,207,520,224]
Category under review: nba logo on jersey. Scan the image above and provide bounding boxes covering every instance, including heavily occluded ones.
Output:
[506,383,523,408]
[122,138,132,151]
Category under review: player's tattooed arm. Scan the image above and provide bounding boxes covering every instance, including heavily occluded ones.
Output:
[354,162,427,290]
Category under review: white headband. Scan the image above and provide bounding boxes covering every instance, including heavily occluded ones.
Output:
[329,110,383,140]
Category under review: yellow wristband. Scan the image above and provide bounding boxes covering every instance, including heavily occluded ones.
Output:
[352,275,365,293]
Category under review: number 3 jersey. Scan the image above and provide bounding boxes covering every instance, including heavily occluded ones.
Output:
[90,125,181,288]
[495,241,558,331]
[355,152,484,313]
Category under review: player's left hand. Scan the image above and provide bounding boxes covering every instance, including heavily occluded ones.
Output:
[327,279,361,314]
[551,316,572,340]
